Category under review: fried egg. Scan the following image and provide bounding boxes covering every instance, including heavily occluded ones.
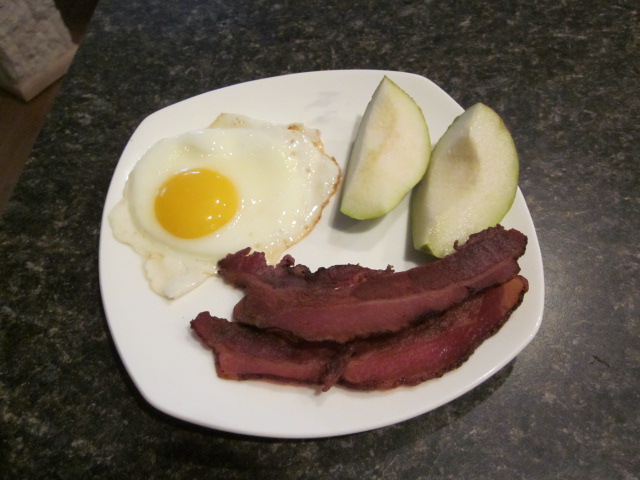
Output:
[109,114,341,299]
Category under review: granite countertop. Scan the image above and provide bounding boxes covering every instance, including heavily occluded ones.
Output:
[1,0,638,477]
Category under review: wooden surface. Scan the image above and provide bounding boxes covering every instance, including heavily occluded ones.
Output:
[0,0,97,215]
[0,81,62,215]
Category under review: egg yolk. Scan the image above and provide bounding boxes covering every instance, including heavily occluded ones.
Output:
[155,168,238,239]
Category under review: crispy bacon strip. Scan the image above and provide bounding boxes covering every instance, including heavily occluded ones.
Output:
[190,276,528,391]
[337,275,529,390]
[190,312,343,387]
[218,226,527,342]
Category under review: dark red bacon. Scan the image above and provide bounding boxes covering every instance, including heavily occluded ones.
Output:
[190,276,529,391]
[338,275,529,390]
[218,226,527,342]
[190,312,342,387]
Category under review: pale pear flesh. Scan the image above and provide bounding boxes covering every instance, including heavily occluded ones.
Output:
[340,76,431,220]
[411,102,519,258]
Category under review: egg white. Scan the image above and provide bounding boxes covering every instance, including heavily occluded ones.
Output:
[109,115,341,299]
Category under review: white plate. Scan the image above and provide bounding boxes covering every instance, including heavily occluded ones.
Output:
[99,70,544,439]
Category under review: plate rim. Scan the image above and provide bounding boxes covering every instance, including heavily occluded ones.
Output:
[99,69,544,439]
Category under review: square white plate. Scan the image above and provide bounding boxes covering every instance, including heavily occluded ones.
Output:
[99,70,544,439]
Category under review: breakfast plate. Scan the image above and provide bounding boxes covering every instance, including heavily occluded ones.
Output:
[99,70,544,438]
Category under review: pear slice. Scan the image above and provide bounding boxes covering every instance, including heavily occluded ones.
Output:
[340,76,431,219]
[411,102,519,257]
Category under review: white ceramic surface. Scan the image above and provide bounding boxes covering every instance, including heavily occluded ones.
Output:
[99,70,544,439]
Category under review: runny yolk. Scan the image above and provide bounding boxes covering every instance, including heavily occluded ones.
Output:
[155,168,238,239]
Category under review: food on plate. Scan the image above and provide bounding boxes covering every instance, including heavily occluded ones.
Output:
[339,275,528,390]
[109,114,341,299]
[190,225,529,392]
[190,275,528,391]
[411,103,519,258]
[340,76,431,219]
[338,79,518,260]
[190,313,341,388]
[216,226,526,342]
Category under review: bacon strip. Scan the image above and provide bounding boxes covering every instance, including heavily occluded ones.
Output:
[190,276,528,391]
[338,275,528,390]
[190,312,343,387]
[218,226,527,342]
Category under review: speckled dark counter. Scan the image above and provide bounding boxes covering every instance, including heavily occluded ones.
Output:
[1,0,638,478]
